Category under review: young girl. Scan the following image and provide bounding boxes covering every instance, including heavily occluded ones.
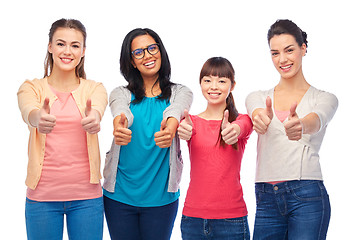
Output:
[102,28,193,240]
[17,19,107,240]
[178,57,253,240]
[246,19,338,239]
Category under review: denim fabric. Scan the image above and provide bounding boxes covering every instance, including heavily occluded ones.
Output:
[253,180,330,240]
[25,197,104,240]
[103,196,178,240]
[181,215,250,240]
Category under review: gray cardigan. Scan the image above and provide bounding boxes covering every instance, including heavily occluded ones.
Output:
[246,86,338,182]
[103,84,193,193]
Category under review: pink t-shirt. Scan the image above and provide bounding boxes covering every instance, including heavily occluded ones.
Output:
[182,114,253,219]
[27,88,102,201]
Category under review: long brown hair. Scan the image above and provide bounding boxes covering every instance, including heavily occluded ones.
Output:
[200,57,238,150]
[44,18,87,78]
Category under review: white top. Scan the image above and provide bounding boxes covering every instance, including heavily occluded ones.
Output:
[246,86,338,182]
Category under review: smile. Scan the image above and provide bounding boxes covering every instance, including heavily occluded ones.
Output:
[144,61,155,67]
[280,64,292,71]
[61,58,73,64]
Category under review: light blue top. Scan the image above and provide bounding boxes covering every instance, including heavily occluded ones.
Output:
[104,95,180,207]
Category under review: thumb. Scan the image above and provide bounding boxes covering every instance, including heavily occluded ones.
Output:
[85,99,92,116]
[266,96,273,119]
[289,102,298,119]
[42,97,50,114]
[221,110,230,130]
[160,119,167,131]
[119,113,127,128]
[184,109,193,127]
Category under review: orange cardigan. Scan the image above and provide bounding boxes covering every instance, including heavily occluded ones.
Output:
[17,77,108,190]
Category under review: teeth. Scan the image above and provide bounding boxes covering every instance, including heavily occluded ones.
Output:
[62,58,72,63]
[280,65,292,69]
[145,61,154,66]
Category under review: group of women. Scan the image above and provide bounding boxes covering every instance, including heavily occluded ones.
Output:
[17,18,338,240]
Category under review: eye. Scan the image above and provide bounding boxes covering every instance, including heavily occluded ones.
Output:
[72,44,80,48]
[132,49,144,57]
[57,42,65,47]
[286,48,294,53]
[271,52,279,56]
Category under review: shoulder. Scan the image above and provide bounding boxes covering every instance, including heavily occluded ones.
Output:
[308,86,338,104]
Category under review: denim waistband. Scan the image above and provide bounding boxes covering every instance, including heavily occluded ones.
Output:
[255,180,325,193]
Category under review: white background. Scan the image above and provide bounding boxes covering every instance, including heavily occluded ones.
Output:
[1,0,358,239]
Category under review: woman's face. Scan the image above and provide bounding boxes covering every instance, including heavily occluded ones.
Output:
[48,27,85,73]
[200,75,235,106]
[131,34,162,81]
[269,34,306,80]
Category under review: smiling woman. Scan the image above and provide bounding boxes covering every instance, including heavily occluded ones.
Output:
[17,18,108,240]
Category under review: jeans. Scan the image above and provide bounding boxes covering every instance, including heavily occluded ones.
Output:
[253,180,330,240]
[181,215,250,240]
[25,196,104,240]
[103,196,178,240]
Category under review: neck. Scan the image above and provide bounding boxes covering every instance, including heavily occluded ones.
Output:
[200,102,226,120]
[277,70,309,91]
[47,69,80,92]
[143,75,161,97]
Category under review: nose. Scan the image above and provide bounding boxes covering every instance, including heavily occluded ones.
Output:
[143,49,151,59]
[64,45,71,55]
[210,81,218,89]
[279,52,287,64]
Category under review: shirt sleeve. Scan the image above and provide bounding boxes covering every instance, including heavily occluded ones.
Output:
[245,90,268,118]
[313,90,338,132]
[17,79,42,127]
[109,86,134,127]
[163,84,193,122]
[232,114,253,140]
[88,82,108,119]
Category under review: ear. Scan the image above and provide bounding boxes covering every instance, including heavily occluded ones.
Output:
[81,47,86,57]
[131,60,137,68]
[301,43,307,56]
[230,81,236,92]
[48,42,52,54]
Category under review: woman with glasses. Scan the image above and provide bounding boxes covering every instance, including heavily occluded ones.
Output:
[246,19,338,239]
[103,28,193,240]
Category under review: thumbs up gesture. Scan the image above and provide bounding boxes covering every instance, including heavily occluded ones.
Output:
[221,110,241,145]
[113,113,132,145]
[81,99,101,134]
[253,96,273,134]
[284,102,303,141]
[177,109,193,141]
[154,117,178,148]
[36,97,56,134]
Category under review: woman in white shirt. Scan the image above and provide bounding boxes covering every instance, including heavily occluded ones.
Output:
[246,19,338,240]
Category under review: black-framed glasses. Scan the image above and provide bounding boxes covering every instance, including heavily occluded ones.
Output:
[131,43,160,59]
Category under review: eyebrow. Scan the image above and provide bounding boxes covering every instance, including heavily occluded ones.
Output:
[271,44,294,52]
[56,39,81,44]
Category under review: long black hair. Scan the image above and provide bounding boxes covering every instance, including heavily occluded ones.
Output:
[200,57,239,150]
[120,28,173,103]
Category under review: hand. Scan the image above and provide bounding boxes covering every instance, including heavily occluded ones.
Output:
[113,113,132,145]
[252,96,273,134]
[177,109,193,141]
[284,102,303,141]
[154,118,177,148]
[221,110,241,145]
[81,99,101,134]
[36,98,56,134]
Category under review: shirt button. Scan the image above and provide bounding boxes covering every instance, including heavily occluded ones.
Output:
[274,186,279,191]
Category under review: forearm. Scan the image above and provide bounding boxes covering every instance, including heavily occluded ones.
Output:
[301,112,320,135]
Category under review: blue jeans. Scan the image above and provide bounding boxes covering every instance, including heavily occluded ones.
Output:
[25,197,104,240]
[253,180,330,240]
[103,196,178,240]
[181,215,250,240]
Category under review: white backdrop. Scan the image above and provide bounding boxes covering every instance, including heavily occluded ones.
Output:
[1,0,358,239]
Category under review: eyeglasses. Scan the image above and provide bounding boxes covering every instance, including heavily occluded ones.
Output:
[131,43,160,59]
